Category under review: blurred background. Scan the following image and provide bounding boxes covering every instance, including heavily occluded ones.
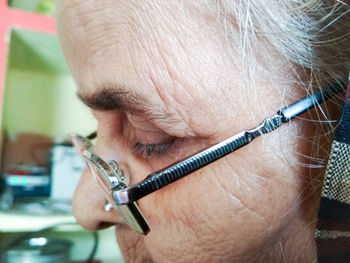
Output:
[0,1,124,262]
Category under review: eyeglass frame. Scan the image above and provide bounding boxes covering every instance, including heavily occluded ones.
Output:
[72,79,346,235]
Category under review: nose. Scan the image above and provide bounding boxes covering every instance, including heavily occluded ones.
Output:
[70,129,150,232]
[70,132,130,230]
[72,166,125,231]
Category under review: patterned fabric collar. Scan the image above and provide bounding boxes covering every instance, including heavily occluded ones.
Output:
[316,74,350,262]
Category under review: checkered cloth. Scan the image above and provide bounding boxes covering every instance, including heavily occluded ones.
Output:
[316,74,350,262]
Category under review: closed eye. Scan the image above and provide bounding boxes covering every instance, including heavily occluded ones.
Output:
[133,140,175,159]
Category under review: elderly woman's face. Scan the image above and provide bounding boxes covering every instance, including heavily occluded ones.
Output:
[56,1,321,262]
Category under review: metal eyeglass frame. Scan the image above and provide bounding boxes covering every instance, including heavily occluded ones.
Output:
[71,80,346,235]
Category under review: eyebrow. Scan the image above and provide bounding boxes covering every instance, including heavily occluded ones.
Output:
[78,85,151,113]
[78,84,181,126]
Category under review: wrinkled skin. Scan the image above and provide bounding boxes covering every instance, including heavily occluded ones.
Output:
[56,1,337,262]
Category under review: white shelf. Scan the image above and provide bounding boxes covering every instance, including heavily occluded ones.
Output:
[0,211,77,232]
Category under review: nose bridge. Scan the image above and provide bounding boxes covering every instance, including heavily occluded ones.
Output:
[92,108,128,159]
[94,132,127,163]
[117,163,132,186]
[91,117,151,190]
[92,135,137,194]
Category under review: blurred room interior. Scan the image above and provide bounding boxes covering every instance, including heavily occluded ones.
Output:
[0,1,123,262]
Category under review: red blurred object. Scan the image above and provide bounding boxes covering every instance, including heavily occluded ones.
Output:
[5,169,30,175]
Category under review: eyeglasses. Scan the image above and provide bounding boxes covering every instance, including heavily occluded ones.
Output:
[71,80,345,235]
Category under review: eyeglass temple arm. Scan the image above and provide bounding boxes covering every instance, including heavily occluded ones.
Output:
[113,80,346,205]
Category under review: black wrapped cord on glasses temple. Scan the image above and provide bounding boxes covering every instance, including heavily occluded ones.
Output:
[112,79,347,205]
[278,80,346,122]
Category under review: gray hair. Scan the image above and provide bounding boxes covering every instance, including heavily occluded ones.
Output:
[212,0,350,89]
[206,0,350,169]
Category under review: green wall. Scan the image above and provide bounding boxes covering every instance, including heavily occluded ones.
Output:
[1,29,97,140]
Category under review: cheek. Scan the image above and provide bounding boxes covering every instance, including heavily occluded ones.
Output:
[115,226,154,263]
[136,143,302,262]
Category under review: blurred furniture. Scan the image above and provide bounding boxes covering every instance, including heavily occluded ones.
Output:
[0,2,118,262]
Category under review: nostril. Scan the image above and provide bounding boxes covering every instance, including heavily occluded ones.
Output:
[72,206,117,231]
[97,222,116,230]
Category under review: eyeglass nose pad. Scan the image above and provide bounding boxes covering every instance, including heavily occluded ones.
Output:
[107,160,130,186]
[118,164,131,186]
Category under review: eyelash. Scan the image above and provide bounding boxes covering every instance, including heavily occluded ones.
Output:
[133,140,174,159]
